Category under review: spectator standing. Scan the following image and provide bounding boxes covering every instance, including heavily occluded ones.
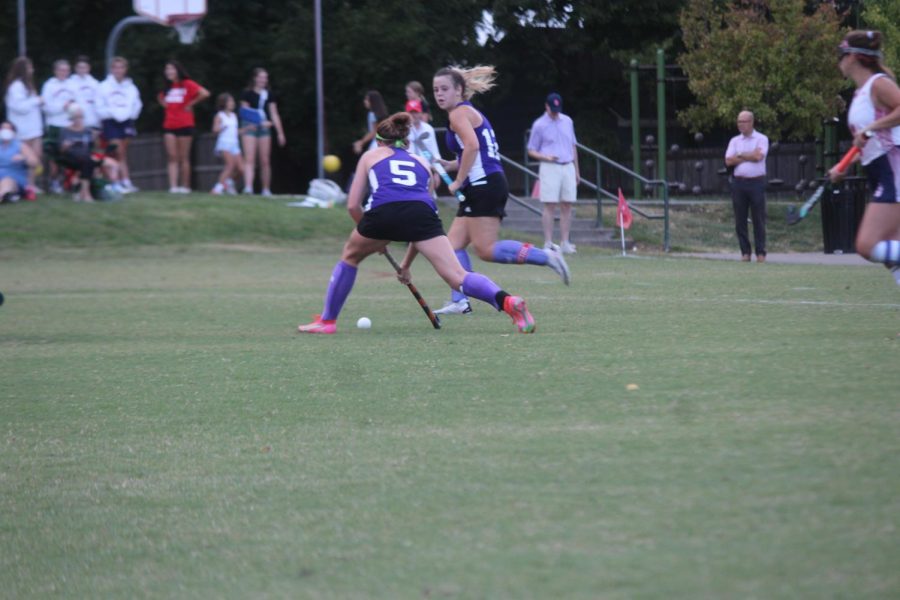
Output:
[41,59,77,194]
[405,80,431,123]
[158,60,210,193]
[70,56,100,131]
[239,68,286,196]
[212,93,244,195]
[405,99,441,190]
[0,121,38,202]
[725,110,769,262]
[829,30,900,286]
[526,92,580,254]
[352,90,388,154]
[96,56,142,193]
[3,57,43,196]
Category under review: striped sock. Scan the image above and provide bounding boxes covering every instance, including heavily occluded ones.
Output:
[869,240,900,266]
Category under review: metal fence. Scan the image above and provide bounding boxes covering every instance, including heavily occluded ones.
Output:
[126,132,220,192]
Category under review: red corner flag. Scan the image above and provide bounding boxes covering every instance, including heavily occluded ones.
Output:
[616,188,633,230]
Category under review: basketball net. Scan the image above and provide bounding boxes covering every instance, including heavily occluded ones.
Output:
[169,14,202,44]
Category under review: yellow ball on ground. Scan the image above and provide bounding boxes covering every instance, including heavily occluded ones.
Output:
[323,154,341,173]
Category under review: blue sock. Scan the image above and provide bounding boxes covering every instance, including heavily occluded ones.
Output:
[491,240,548,266]
[451,249,473,302]
[462,272,503,310]
[870,240,900,266]
[321,261,357,321]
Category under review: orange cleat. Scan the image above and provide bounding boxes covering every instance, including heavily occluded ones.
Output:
[502,296,535,334]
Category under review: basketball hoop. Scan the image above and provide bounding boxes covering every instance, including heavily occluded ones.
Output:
[169,14,202,44]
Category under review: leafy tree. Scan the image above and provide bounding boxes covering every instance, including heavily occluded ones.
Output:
[862,0,900,71]
[678,0,845,141]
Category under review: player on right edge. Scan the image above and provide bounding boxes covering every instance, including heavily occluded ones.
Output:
[830,30,900,286]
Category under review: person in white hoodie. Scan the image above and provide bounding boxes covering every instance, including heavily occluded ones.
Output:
[71,56,100,131]
[41,59,77,193]
[96,56,142,193]
[3,57,43,194]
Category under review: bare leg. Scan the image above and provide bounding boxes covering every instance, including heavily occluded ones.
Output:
[177,136,193,189]
[855,203,900,264]
[116,138,131,182]
[164,134,178,189]
[24,138,42,188]
[559,201,574,245]
[242,135,257,192]
[258,135,272,191]
[541,203,555,246]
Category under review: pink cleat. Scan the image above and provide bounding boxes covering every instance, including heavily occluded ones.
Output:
[297,314,337,334]
[502,296,535,334]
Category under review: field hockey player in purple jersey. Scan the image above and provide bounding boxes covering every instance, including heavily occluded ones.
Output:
[430,65,570,316]
[297,112,536,334]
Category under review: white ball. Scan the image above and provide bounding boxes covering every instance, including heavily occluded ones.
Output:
[356,317,372,329]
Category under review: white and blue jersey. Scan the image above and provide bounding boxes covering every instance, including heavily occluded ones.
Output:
[366,148,436,211]
[445,101,504,187]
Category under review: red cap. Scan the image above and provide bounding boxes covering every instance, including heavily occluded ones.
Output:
[405,100,423,113]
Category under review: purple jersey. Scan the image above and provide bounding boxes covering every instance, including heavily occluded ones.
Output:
[445,101,504,187]
[366,148,436,211]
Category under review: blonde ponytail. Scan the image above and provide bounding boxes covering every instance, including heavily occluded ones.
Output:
[435,65,498,100]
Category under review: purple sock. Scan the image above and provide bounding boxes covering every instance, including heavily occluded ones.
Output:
[491,240,548,266]
[321,261,357,321]
[451,249,473,302]
[462,272,503,310]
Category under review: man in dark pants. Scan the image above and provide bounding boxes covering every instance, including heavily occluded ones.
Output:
[725,110,769,262]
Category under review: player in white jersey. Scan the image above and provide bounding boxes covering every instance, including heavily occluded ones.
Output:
[829,30,900,286]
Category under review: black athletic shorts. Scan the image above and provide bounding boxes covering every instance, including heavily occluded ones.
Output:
[357,200,446,242]
[164,127,195,137]
[456,171,509,219]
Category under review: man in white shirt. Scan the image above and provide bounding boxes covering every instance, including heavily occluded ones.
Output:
[527,93,580,254]
[725,110,769,262]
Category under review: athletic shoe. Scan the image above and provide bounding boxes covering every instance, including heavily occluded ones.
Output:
[211,183,225,195]
[49,179,64,195]
[560,241,577,254]
[545,247,571,285]
[177,186,191,194]
[242,187,254,195]
[433,299,473,315]
[297,314,337,334]
[121,181,139,193]
[168,187,181,194]
[503,295,535,334]
[225,179,237,195]
[543,241,559,251]
[261,188,273,197]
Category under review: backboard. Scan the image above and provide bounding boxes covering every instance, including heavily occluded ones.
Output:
[133,0,207,25]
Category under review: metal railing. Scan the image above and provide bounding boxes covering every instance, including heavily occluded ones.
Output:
[575,143,671,251]
[442,127,671,250]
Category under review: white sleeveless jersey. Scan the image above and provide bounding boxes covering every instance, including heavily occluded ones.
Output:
[216,111,239,147]
[848,73,900,166]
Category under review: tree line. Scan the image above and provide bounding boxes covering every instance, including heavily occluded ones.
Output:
[2,0,896,191]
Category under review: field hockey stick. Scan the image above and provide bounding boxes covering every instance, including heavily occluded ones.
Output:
[414,132,465,202]
[786,146,860,226]
[382,248,442,330]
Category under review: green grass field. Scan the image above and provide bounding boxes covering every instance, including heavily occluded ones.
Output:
[1,194,898,598]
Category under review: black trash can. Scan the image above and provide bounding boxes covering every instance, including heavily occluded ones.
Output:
[821,176,868,254]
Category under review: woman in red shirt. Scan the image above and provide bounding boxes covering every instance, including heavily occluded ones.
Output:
[158,60,209,193]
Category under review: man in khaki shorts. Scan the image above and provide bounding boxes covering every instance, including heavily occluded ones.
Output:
[527,93,580,254]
